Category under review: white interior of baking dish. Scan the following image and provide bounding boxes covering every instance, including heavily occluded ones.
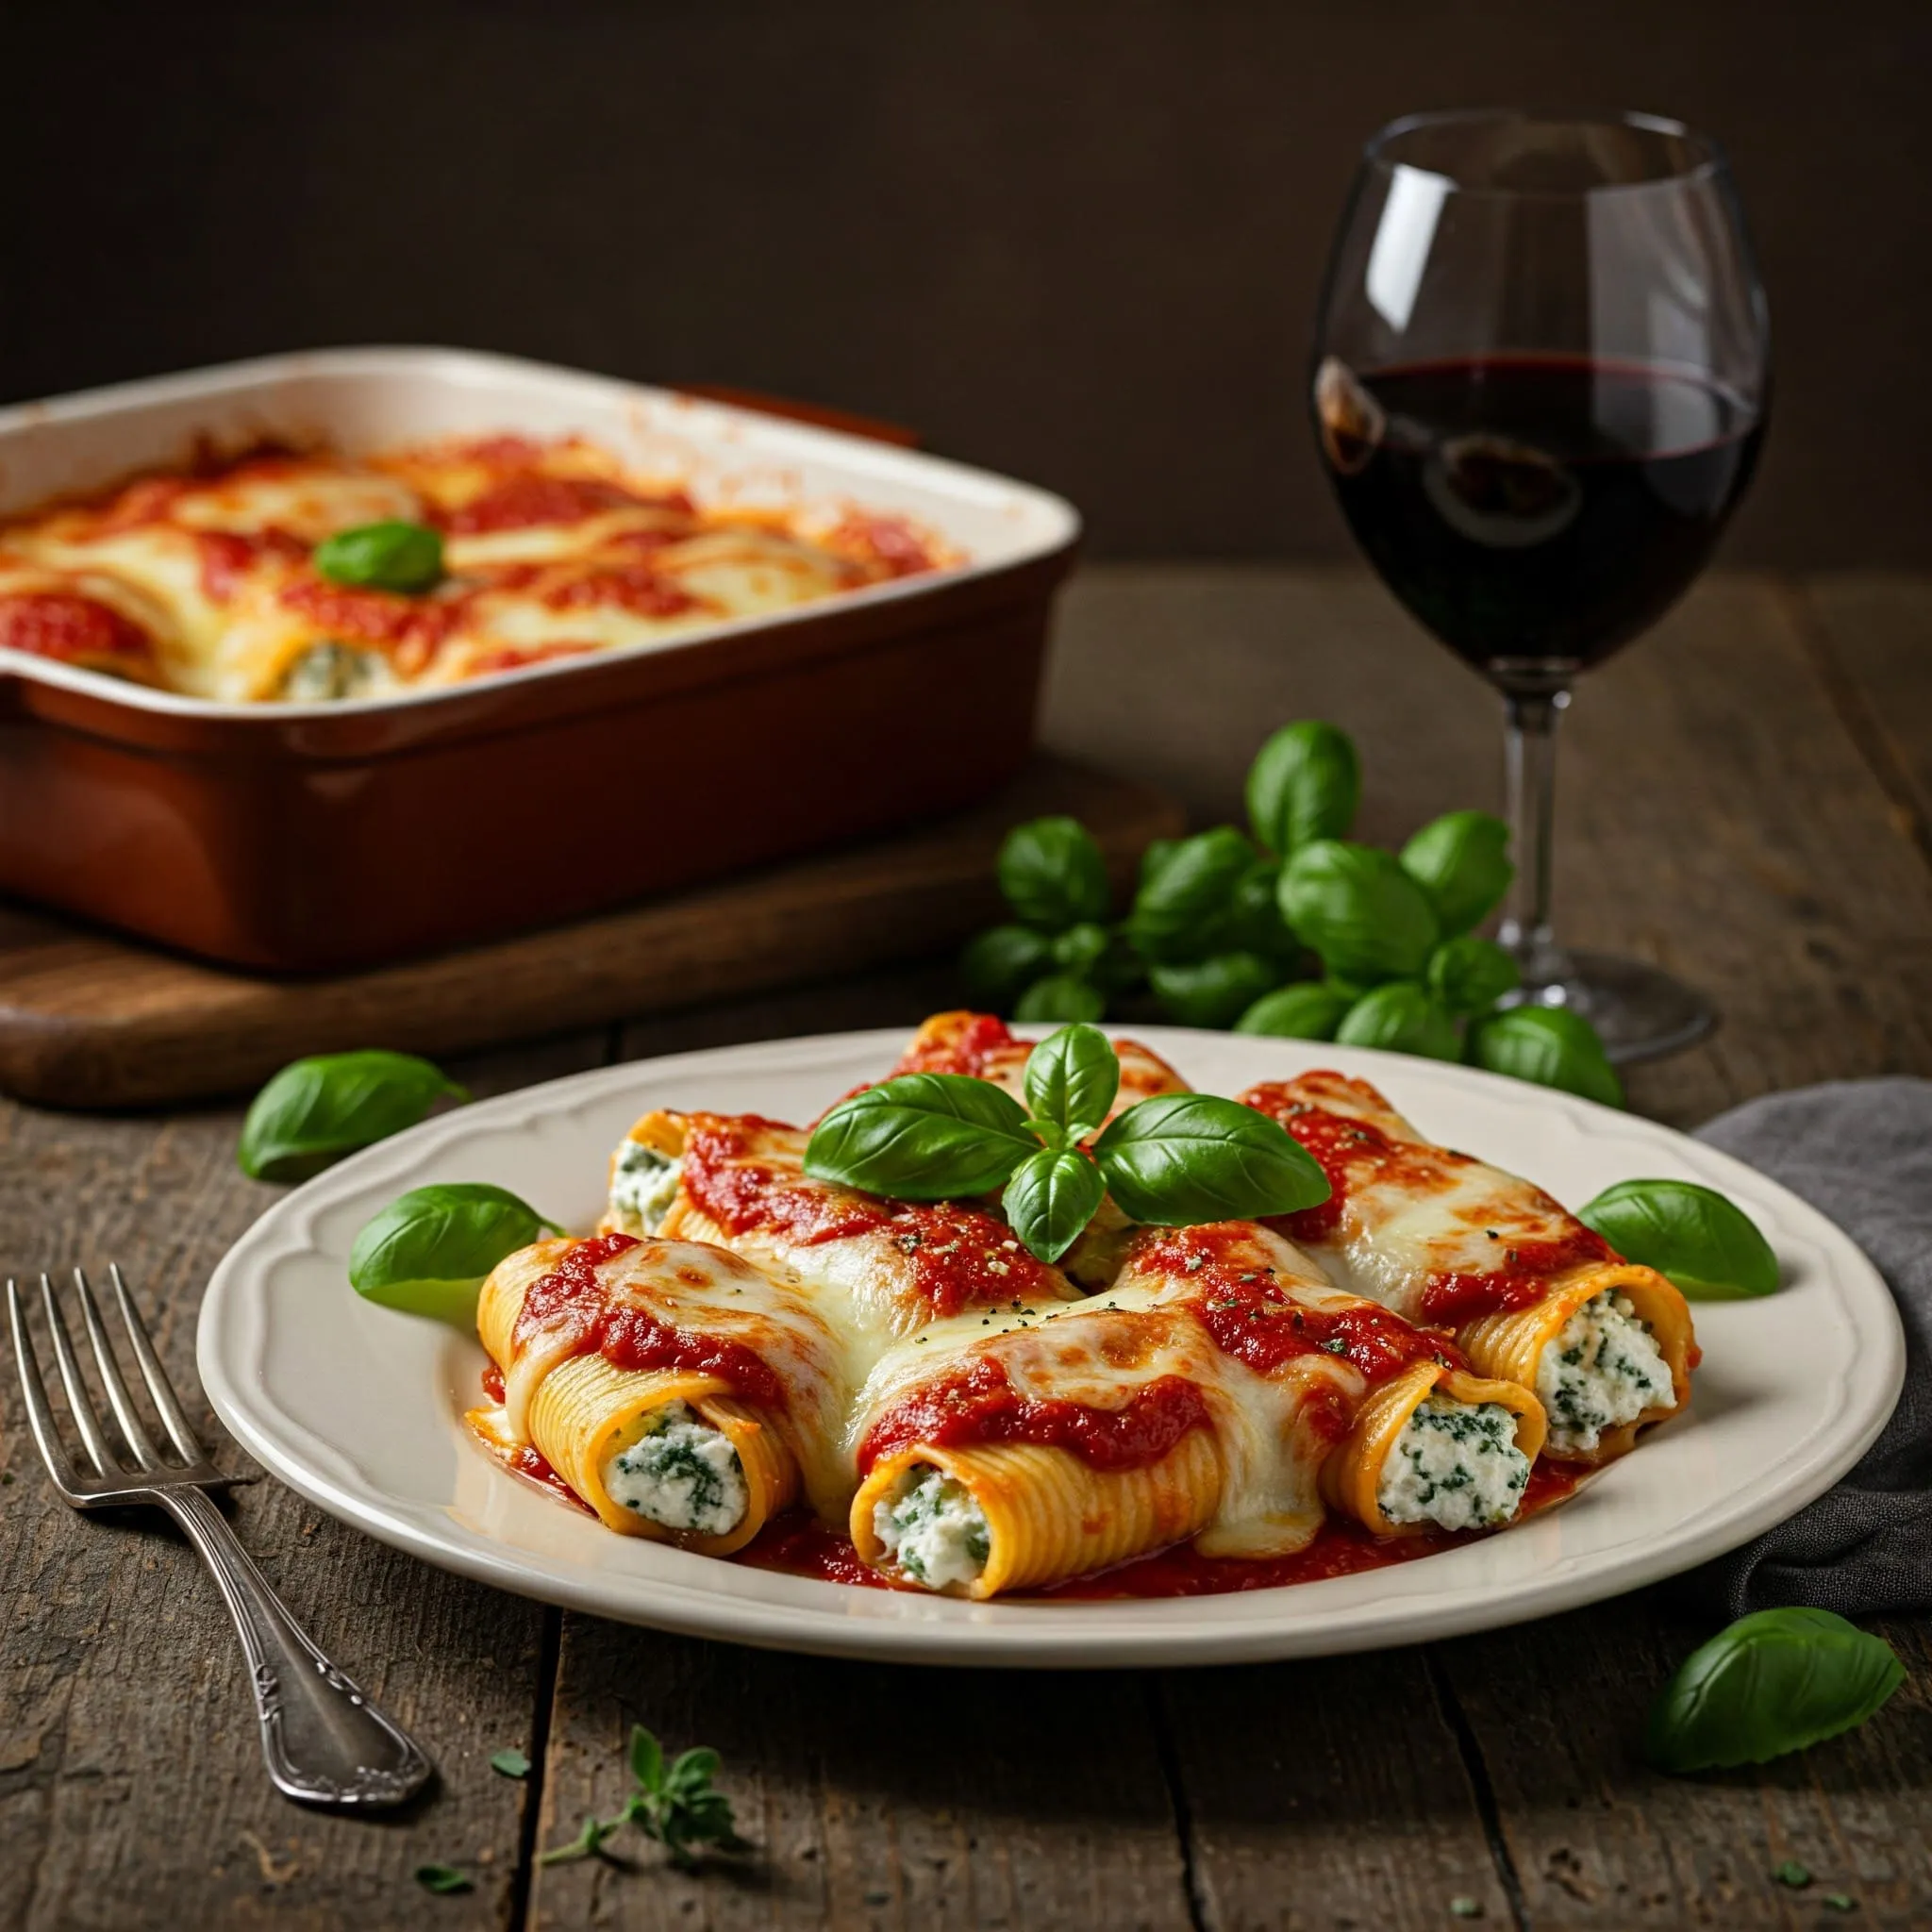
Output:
[0,346,1081,716]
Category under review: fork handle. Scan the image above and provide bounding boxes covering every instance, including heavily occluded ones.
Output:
[159,1486,434,1807]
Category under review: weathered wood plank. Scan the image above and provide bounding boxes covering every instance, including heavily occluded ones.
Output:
[1153,1658,1512,1930]
[1790,571,1932,862]
[0,1033,607,1930]
[528,1624,1192,1931]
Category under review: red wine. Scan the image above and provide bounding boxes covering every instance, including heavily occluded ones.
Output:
[1315,356,1764,679]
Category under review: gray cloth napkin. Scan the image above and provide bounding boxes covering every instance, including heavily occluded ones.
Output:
[1677,1077,1932,1619]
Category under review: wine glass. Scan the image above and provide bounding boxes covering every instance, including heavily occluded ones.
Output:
[1310,109,1770,1061]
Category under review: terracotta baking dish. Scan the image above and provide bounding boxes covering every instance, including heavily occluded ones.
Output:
[0,348,1079,971]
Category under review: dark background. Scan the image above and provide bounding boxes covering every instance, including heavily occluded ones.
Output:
[2,1,1924,563]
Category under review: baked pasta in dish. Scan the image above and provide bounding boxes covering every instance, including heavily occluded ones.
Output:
[0,434,946,702]
[462,1012,1695,1600]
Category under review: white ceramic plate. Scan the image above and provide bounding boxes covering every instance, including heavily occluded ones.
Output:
[197,1028,1904,1668]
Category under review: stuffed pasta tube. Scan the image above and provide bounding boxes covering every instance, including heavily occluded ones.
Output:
[468,1231,849,1552]
[1241,1072,1697,1463]
[846,1220,1546,1598]
[602,1108,1087,1345]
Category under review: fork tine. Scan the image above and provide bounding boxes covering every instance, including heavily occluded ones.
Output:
[9,1278,82,1491]
[38,1274,118,1474]
[105,1264,205,1466]
[70,1268,165,1470]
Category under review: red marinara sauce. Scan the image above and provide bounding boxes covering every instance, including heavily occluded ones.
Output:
[887,1012,1020,1080]
[194,526,308,600]
[512,1232,785,1413]
[856,1356,1210,1477]
[1245,1092,1388,1245]
[1131,1226,1462,1386]
[438,474,691,535]
[278,576,457,666]
[0,591,156,668]
[680,1115,1062,1321]
[541,563,705,619]
[1418,1229,1616,1324]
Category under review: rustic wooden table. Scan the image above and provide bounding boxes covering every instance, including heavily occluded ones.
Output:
[4,566,1929,1931]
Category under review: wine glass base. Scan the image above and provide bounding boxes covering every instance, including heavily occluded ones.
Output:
[1505,950,1717,1066]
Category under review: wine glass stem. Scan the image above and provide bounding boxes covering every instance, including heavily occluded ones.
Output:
[1496,684,1571,984]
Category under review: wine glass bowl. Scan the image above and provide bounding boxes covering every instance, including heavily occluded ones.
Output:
[1311,110,1771,1061]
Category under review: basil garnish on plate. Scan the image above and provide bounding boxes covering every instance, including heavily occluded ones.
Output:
[805,1024,1329,1262]
[1578,1178,1780,1300]
[349,1182,562,1322]
[313,520,445,593]
[1647,1607,1904,1773]
[238,1050,469,1182]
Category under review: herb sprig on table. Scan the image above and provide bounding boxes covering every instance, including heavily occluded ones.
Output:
[963,719,1623,1105]
[541,1724,750,1870]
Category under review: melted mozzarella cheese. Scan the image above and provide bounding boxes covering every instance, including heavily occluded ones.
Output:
[1252,1072,1606,1319]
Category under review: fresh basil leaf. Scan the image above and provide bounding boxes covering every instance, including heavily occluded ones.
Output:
[1246,721,1360,857]
[1232,981,1353,1040]
[1051,922,1110,975]
[1400,810,1515,937]
[238,1050,468,1182]
[1426,934,1523,1016]
[349,1183,563,1322]
[1014,973,1106,1024]
[1138,839,1181,892]
[1646,1608,1905,1773]
[414,1864,474,1895]
[1334,982,1461,1060]
[1023,1024,1120,1136]
[314,520,444,594]
[1148,952,1283,1028]
[960,924,1054,1008]
[491,1747,532,1779]
[1221,859,1301,960]
[1277,840,1440,983]
[1090,927,1148,994]
[629,1724,666,1791]
[1002,1145,1107,1263]
[805,1073,1039,1199]
[1092,1093,1331,1225]
[1467,1006,1623,1108]
[1127,826,1256,963]
[997,817,1111,933]
[1577,1179,1780,1300]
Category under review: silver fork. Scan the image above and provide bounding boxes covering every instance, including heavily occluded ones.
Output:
[7,1266,434,1809]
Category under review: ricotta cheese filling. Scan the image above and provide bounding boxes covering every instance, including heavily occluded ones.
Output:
[604,1401,747,1536]
[608,1141,683,1235]
[1376,1397,1531,1532]
[1538,1291,1674,1455]
[277,639,389,701]
[873,1465,991,1591]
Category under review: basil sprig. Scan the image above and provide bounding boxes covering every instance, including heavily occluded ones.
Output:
[1400,810,1514,937]
[239,1050,469,1182]
[1467,1006,1623,1108]
[957,717,1621,1098]
[1246,720,1360,858]
[313,520,445,594]
[1578,1178,1779,1300]
[805,1024,1329,1263]
[349,1182,562,1322]
[1647,1608,1904,1773]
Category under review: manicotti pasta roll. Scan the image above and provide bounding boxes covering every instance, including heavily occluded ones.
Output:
[602,1108,1087,1345]
[845,1220,1546,1597]
[468,1232,849,1552]
[1241,1072,1697,1463]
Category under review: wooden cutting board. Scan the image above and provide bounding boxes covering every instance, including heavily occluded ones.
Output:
[0,755,1179,1110]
